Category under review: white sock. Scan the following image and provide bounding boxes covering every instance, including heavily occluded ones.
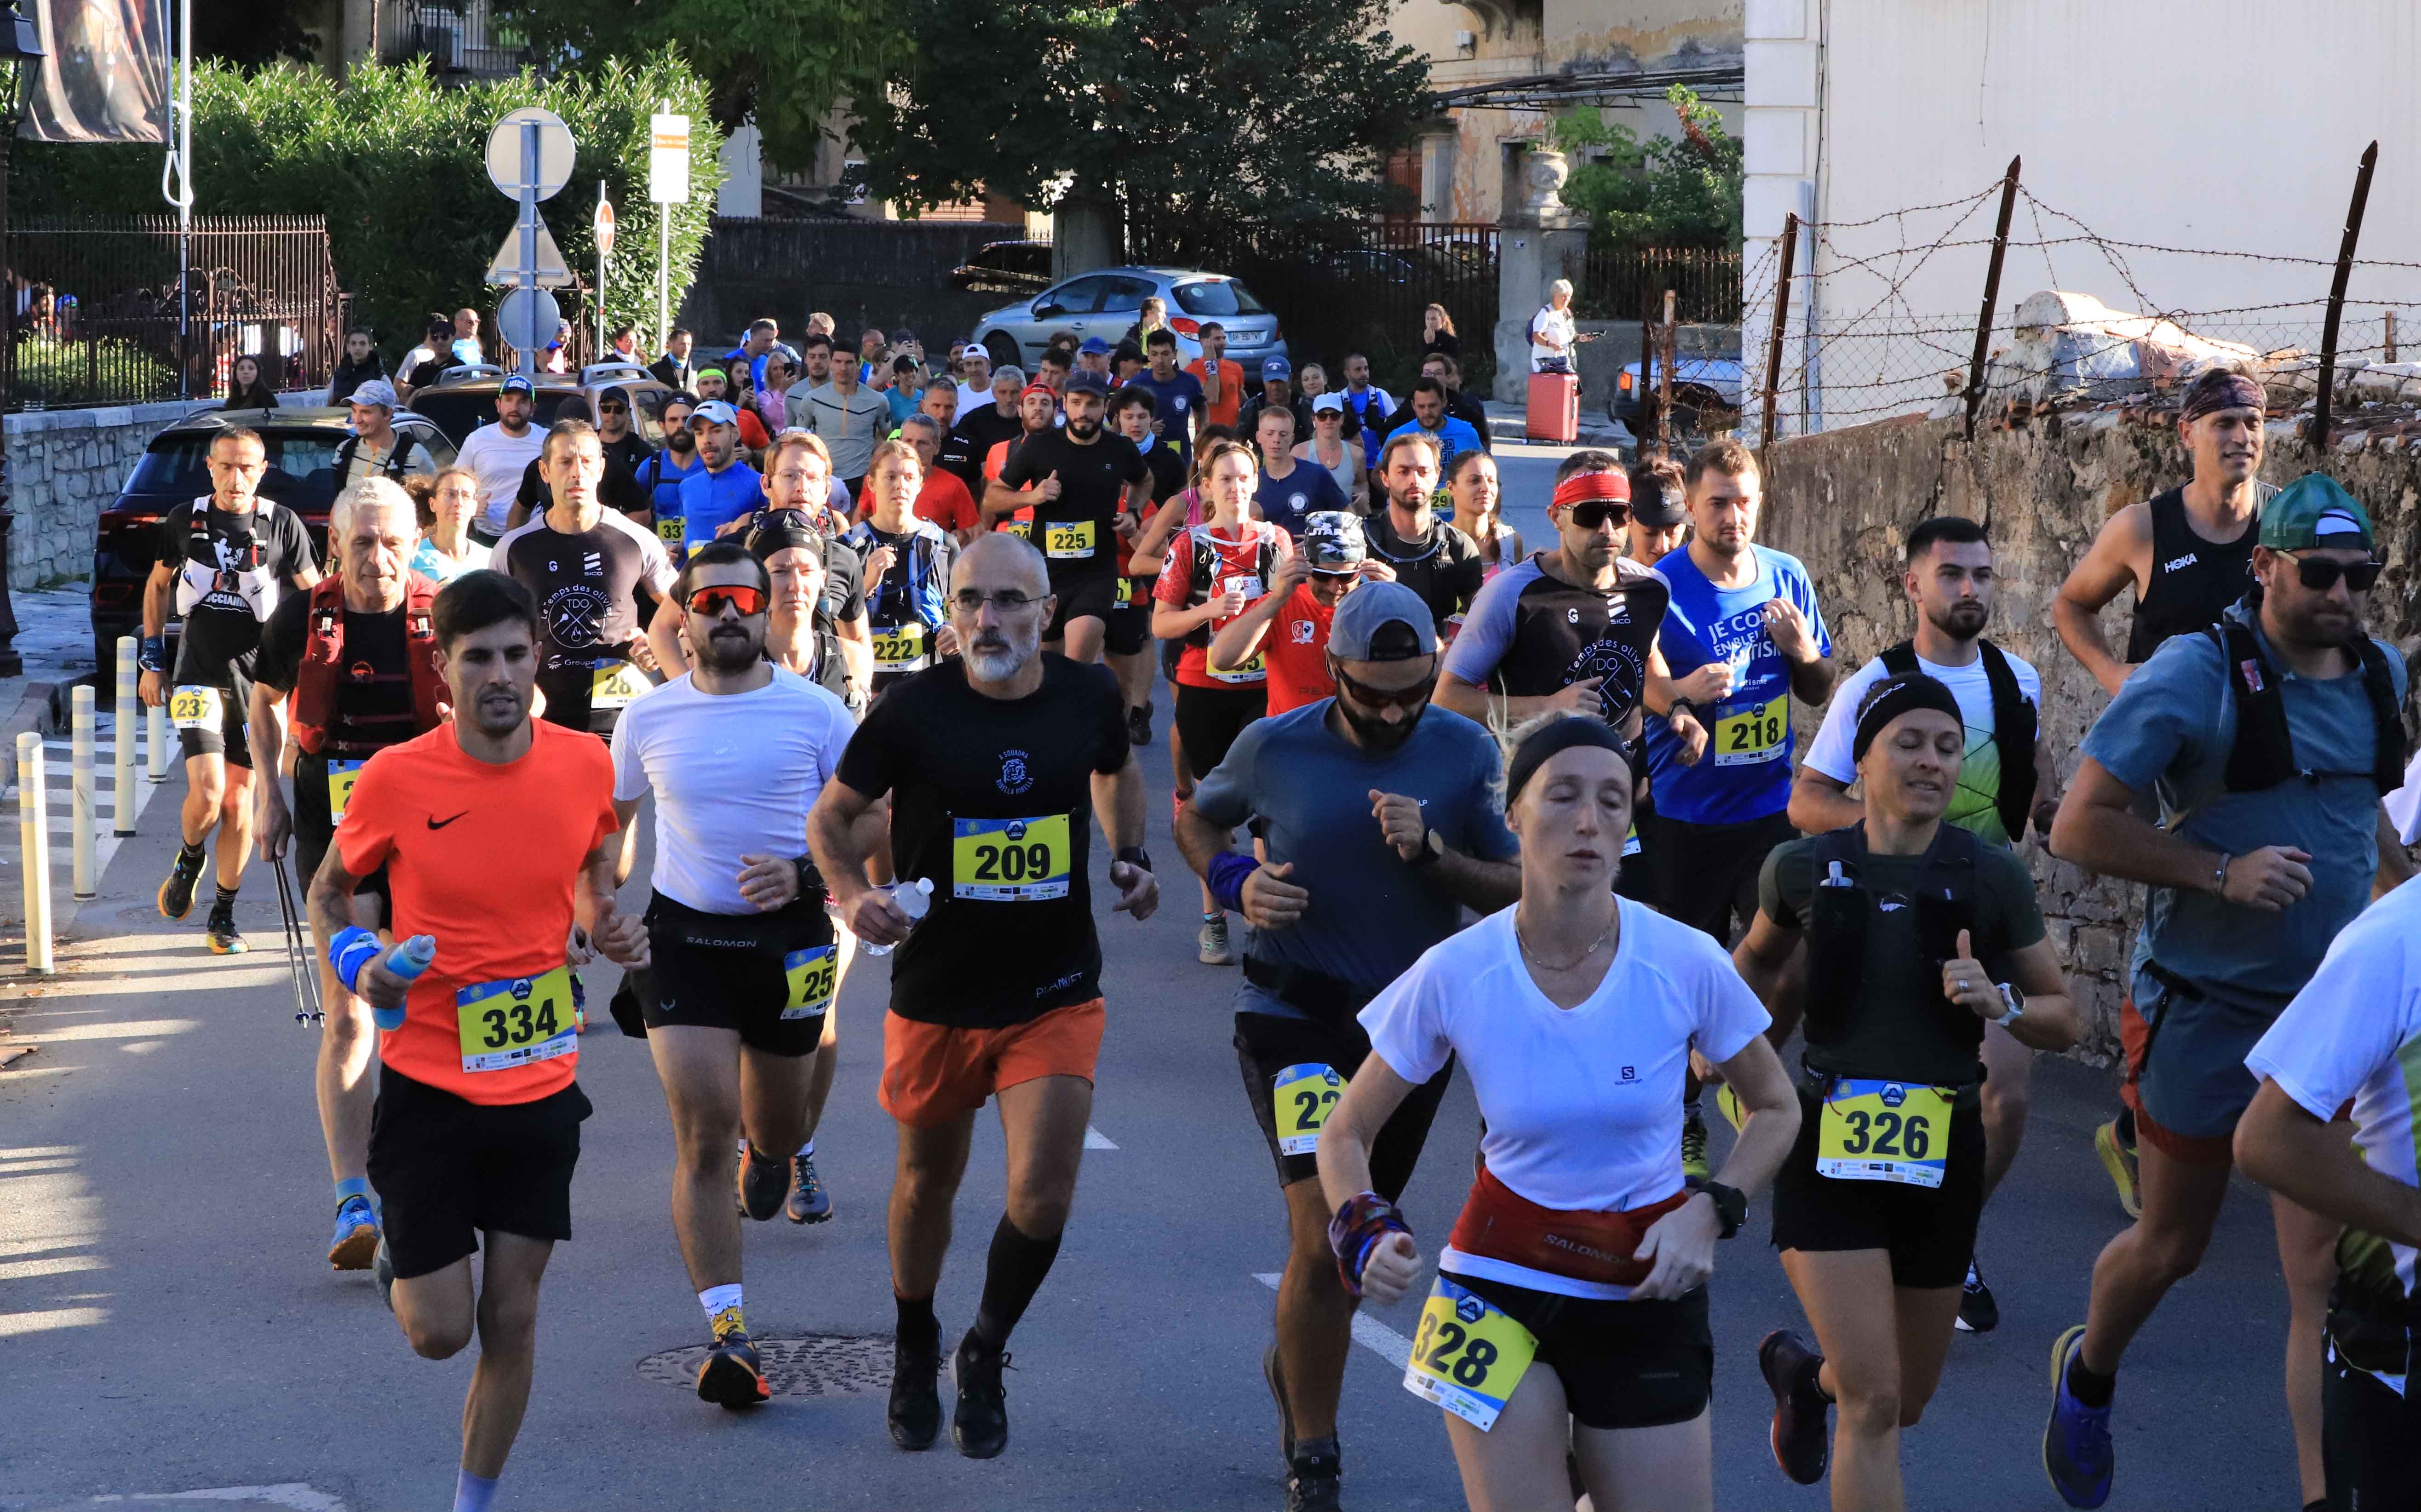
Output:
[797,1138,815,1157]
[700,1283,744,1337]
[452,1469,498,1512]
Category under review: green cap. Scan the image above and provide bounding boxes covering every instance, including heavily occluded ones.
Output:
[2259,473,2375,553]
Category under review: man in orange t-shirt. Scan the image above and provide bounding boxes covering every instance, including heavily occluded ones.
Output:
[1185,321,1245,431]
[312,567,642,1512]
[1205,510,1394,715]
[854,412,981,541]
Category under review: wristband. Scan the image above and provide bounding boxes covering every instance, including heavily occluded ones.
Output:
[139,636,166,674]
[1115,845,1152,873]
[1206,850,1258,913]
[1327,1190,1411,1298]
[327,926,381,993]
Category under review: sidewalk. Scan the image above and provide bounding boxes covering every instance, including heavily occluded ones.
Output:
[1480,396,1635,451]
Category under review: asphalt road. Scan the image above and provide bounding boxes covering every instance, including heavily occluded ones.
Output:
[0,445,2305,1511]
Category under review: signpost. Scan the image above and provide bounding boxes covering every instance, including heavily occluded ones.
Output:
[593,184,615,364]
[648,104,691,351]
[484,106,576,377]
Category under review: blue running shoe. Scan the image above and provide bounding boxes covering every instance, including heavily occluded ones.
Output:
[328,1194,379,1272]
[2043,1324,2113,1508]
[786,1151,832,1224]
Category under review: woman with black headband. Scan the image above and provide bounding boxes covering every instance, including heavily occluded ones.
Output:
[1733,672,2076,1508]
[1318,712,1798,1512]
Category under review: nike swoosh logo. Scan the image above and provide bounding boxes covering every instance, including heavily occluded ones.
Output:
[427,813,469,830]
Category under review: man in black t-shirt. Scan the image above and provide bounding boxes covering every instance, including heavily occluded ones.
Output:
[247,477,449,1276]
[1364,430,1486,638]
[506,396,649,528]
[809,531,1159,1461]
[946,368,1024,497]
[1106,384,1183,743]
[139,426,319,954]
[989,371,1151,663]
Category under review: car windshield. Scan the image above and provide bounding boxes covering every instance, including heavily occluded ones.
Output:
[1172,280,1268,317]
[126,433,349,513]
[407,389,587,447]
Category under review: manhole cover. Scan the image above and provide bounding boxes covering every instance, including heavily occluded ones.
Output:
[637,1333,892,1399]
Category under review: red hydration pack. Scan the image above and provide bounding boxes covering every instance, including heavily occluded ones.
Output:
[290,573,447,757]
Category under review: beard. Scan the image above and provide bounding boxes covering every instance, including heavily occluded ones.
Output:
[665,430,695,454]
[696,624,765,675]
[964,618,1041,682]
[1928,600,1988,640]
[1067,415,1101,440]
[1337,695,1424,751]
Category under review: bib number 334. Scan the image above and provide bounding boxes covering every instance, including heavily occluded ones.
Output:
[1402,1276,1538,1432]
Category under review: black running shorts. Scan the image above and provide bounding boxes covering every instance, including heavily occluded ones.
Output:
[1235,1000,1451,1192]
[1770,1082,1985,1289]
[168,676,252,769]
[1046,572,1120,641]
[1176,681,1268,783]
[1103,576,1154,657]
[1651,808,1796,945]
[1451,1273,1713,1431]
[367,1066,591,1281]
[639,891,835,1057]
[293,750,390,921]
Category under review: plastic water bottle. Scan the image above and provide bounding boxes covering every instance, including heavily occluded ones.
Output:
[860,879,932,957]
[372,934,436,1031]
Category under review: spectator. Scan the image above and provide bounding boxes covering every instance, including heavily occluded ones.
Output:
[606,322,640,363]
[877,354,921,427]
[540,319,574,374]
[723,316,781,389]
[805,311,836,342]
[857,326,887,380]
[1124,294,1170,349]
[954,345,993,421]
[453,372,541,540]
[649,326,696,389]
[396,315,452,398]
[756,351,801,439]
[1075,336,1113,382]
[1422,351,1492,450]
[1420,302,1460,362]
[223,353,278,412]
[792,346,892,498]
[449,308,483,367]
[1527,277,1585,373]
[594,385,653,475]
[891,327,925,366]
[327,326,384,407]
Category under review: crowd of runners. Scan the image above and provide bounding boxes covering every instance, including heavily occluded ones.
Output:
[135,333,2421,1512]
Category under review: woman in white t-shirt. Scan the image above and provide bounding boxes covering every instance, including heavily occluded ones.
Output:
[1318,714,1800,1512]
[1529,279,1583,372]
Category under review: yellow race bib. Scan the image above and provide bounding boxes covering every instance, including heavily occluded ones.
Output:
[952,814,1072,901]
[1206,649,1266,684]
[655,514,687,557]
[1713,692,1788,767]
[1817,1078,1953,1188]
[1043,519,1097,560]
[455,966,576,1074]
[1403,1276,1539,1432]
[1273,1062,1342,1156]
[590,662,654,710]
[871,623,929,670]
[167,684,223,732]
[783,946,837,1021]
[327,758,366,824]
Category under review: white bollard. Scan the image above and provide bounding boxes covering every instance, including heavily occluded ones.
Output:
[18,730,51,974]
[114,637,137,835]
[146,694,167,782]
[71,685,94,899]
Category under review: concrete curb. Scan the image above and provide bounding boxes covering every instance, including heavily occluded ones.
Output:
[2,679,66,753]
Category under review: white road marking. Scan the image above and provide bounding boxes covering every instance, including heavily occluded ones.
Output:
[11,1018,201,1042]
[1254,1271,1412,1369]
[0,1304,107,1337]
[81,1488,351,1511]
[1084,1125,1117,1150]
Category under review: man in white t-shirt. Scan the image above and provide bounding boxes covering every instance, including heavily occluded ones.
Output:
[609,538,857,1410]
[1787,513,2060,1335]
[954,346,993,424]
[453,375,544,542]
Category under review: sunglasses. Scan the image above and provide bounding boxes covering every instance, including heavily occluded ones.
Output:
[685,584,767,618]
[599,403,628,415]
[1561,500,1630,532]
[1332,664,1437,710]
[2277,550,2381,593]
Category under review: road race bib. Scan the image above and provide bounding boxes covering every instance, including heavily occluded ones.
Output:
[1713,692,1788,767]
[655,515,687,556]
[327,759,366,824]
[1817,1079,1953,1188]
[782,945,837,1021]
[1403,1275,1538,1432]
[167,685,223,733]
[1044,519,1097,560]
[1206,649,1266,684]
[952,814,1073,901]
[455,966,576,1074]
[871,623,929,670]
[1117,575,1150,608]
[1273,1063,1342,1156]
[590,662,653,711]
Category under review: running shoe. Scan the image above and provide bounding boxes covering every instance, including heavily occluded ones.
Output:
[737,1143,787,1222]
[2042,1324,2115,1508]
[2094,1117,2142,1220]
[1956,1255,1999,1334]
[786,1151,832,1224]
[327,1195,379,1272]
[1263,1339,1296,1468]
[1715,1081,1745,1133]
[1199,913,1234,966]
[889,1331,943,1451]
[950,1332,1011,1459]
[373,1236,395,1312]
[1284,1445,1342,1512]
[697,1329,771,1410]
[1127,704,1153,747]
[1758,1329,1830,1485]
[1681,1108,1710,1181]
[157,848,204,920]
[205,905,247,955]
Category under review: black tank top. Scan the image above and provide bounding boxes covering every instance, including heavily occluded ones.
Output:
[2123,486,2263,662]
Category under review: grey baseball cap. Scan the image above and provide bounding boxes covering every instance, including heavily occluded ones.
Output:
[1327,580,1435,660]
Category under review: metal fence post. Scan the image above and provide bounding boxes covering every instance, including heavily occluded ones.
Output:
[18,728,49,973]
[70,684,92,899]
[1761,213,1798,454]
[114,636,136,834]
[2312,141,2380,451]
[1963,157,2022,442]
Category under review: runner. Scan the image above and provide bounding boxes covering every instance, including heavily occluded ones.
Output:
[312,568,643,1512]
[706,432,873,709]
[2236,872,2421,1511]
[1790,516,2063,1334]
[1108,384,1187,745]
[1443,452,1519,578]
[636,393,704,549]
[1208,512,1394,718]
[455,375,543,544]
[2040,475,2404,1511]
[1132,329,1205,470]
[1734,673,2077,1509]
[409,467,490,582]
[1337,354,1397,474]
[978,381,1061,539]
[1318,713,1797,1512]
[673,401,763,552]
[1152,438,1291,966]
[1623,459,1689,569]
[1296,395,1369,515]
[1188,323,1244,431]
[1383,378,1485,470]
[1252,402,1346,541]
[869,413,981,544]
[1177,579,1522,1512]
[807,531,1158,1460]
[139,426,320,954]
[843,438,959,698]
[1365,432,1485,640]
[493,419,682,739]
[332,379,436,491]
[992,370,1153,663]
[247,478,447,1272]
[608,539,858,1409]
[948,366,1025,496]
[2050,368,2276,1221]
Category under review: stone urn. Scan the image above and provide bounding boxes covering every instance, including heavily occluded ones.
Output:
[1518,147,1571,219]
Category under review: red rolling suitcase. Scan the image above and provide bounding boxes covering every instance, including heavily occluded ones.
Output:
[1526,371,1580,443]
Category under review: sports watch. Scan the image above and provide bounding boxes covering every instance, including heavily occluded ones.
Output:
[1995,982,2026,1030]
[1406,826,1446,869]
[1686,1177,1747,1241]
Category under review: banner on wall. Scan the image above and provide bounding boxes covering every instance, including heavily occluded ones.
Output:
[16,0,167,144]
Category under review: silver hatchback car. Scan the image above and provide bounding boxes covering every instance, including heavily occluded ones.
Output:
[971,266,1289,376]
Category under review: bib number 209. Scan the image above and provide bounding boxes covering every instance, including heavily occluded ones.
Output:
[952,814,1073,902]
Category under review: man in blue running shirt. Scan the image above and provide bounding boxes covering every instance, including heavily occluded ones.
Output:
[675,402,764,555]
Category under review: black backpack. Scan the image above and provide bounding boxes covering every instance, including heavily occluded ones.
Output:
[1878,639,2038,841]
[2205,613,2404,794]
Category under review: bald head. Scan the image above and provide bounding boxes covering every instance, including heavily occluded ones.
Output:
[952,530,1050,599]
[950,531,1052,684]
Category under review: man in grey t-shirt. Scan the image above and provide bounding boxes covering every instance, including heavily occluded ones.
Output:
[1174,582,1519,1512]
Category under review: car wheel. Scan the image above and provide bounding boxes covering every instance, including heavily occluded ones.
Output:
[985,332,1022,374]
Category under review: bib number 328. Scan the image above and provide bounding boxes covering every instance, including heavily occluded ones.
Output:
[1402,1276,1538,1432]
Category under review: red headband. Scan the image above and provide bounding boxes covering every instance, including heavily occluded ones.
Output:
[1551,470,1631,510]
[1019,383,1057,404]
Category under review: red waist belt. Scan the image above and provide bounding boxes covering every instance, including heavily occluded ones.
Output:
[1446,1165,1688,1289]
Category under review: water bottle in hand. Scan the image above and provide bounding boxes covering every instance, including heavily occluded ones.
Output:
[861,879,933,957]
[372,934,436,1031]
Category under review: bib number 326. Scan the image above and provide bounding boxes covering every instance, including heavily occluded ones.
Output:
[1817,1079,1953,1188]
[1403,1276,1538,1432]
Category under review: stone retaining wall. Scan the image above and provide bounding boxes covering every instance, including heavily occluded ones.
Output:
[1758,411,2421,1060]
[3,401,209,591]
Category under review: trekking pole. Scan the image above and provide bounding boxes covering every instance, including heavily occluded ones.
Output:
[272,853,322,1025]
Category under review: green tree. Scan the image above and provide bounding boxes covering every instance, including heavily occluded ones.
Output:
[846,0,1433,225]
[495,0,901,176]
[1554,86,1742,250]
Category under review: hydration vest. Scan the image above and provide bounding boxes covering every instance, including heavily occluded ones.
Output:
[290,573,447,758]
[172,500,284,622]
[1181,521,1283,650]
[2207,610,2404,795]
[1878,639,2039,842]
[1803,821,1984,1058]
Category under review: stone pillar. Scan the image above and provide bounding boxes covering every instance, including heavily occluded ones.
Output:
[1493,146,1589,404]
[1052,186,1120,283]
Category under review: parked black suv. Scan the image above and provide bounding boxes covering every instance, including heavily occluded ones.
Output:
[402,361,674,447]
[950,241,1054,296]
